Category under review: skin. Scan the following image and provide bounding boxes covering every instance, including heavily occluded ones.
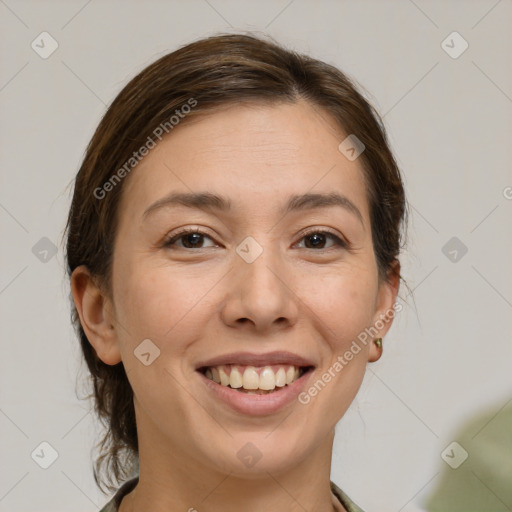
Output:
[71,99,400,512]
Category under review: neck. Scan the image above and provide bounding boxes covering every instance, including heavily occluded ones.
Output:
[119,407,346,512]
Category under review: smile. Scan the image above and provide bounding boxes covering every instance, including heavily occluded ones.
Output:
[199,364,311,394]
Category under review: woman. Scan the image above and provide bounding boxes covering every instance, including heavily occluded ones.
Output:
[65,32,408,512]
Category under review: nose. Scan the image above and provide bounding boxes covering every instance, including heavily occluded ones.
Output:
[220,242,300,333]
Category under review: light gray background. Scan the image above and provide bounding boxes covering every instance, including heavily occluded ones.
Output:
[1,1,511,511]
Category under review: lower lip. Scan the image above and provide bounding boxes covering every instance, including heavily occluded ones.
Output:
[197,368,314,416]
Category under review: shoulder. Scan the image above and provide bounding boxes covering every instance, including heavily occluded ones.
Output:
[330,480,366,512]
[99,476,363,512]
[99,477,139,512]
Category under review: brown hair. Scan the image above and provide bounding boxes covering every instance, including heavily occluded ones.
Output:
[63,32,409,494]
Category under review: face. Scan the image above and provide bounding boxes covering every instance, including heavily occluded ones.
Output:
[73,99,399,478]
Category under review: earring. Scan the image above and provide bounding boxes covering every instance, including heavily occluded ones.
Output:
[374,338,382,348]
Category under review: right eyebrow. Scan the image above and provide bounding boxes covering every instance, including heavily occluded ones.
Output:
[142,192,232,220]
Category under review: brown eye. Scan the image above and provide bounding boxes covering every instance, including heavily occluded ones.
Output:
[164,229,216,249]
[297,230,347,250]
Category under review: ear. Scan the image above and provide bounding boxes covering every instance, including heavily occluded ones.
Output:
[368,260,401,363]
[70,265,122,365]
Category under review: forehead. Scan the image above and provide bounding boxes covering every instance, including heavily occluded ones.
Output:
[118,100,370,224]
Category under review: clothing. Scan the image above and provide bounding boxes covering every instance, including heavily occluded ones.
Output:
[98,476,365,512]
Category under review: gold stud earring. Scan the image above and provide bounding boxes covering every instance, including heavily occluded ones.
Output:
[374,338,382,348]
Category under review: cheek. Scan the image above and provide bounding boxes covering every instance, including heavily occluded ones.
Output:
[304,266,378,346]
[306,277,376,411]
[296,271,378,431]
[114,260,219,345]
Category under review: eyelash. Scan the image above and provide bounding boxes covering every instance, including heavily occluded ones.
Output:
[163,228,348,251]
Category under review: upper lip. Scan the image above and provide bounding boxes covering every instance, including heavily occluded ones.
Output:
[195,351,316,370]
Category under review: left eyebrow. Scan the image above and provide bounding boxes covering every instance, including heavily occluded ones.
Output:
[283,192,364,227]
[142,191,364,228]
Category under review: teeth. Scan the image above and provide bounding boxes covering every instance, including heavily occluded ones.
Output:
[219,367,230,386]
[229,368,243,389]
[275,367,286,387]
[204,364,306,391]
[286,366,295,385]
[242,367,259,389]
[259,367,275,390]
[211,367,221,384]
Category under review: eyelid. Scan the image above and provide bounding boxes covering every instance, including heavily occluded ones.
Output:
[163,226,349,250]
[295,227,348,249]
[163,226,218,247]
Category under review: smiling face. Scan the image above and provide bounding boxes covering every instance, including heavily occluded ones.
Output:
[74,99,399,481]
